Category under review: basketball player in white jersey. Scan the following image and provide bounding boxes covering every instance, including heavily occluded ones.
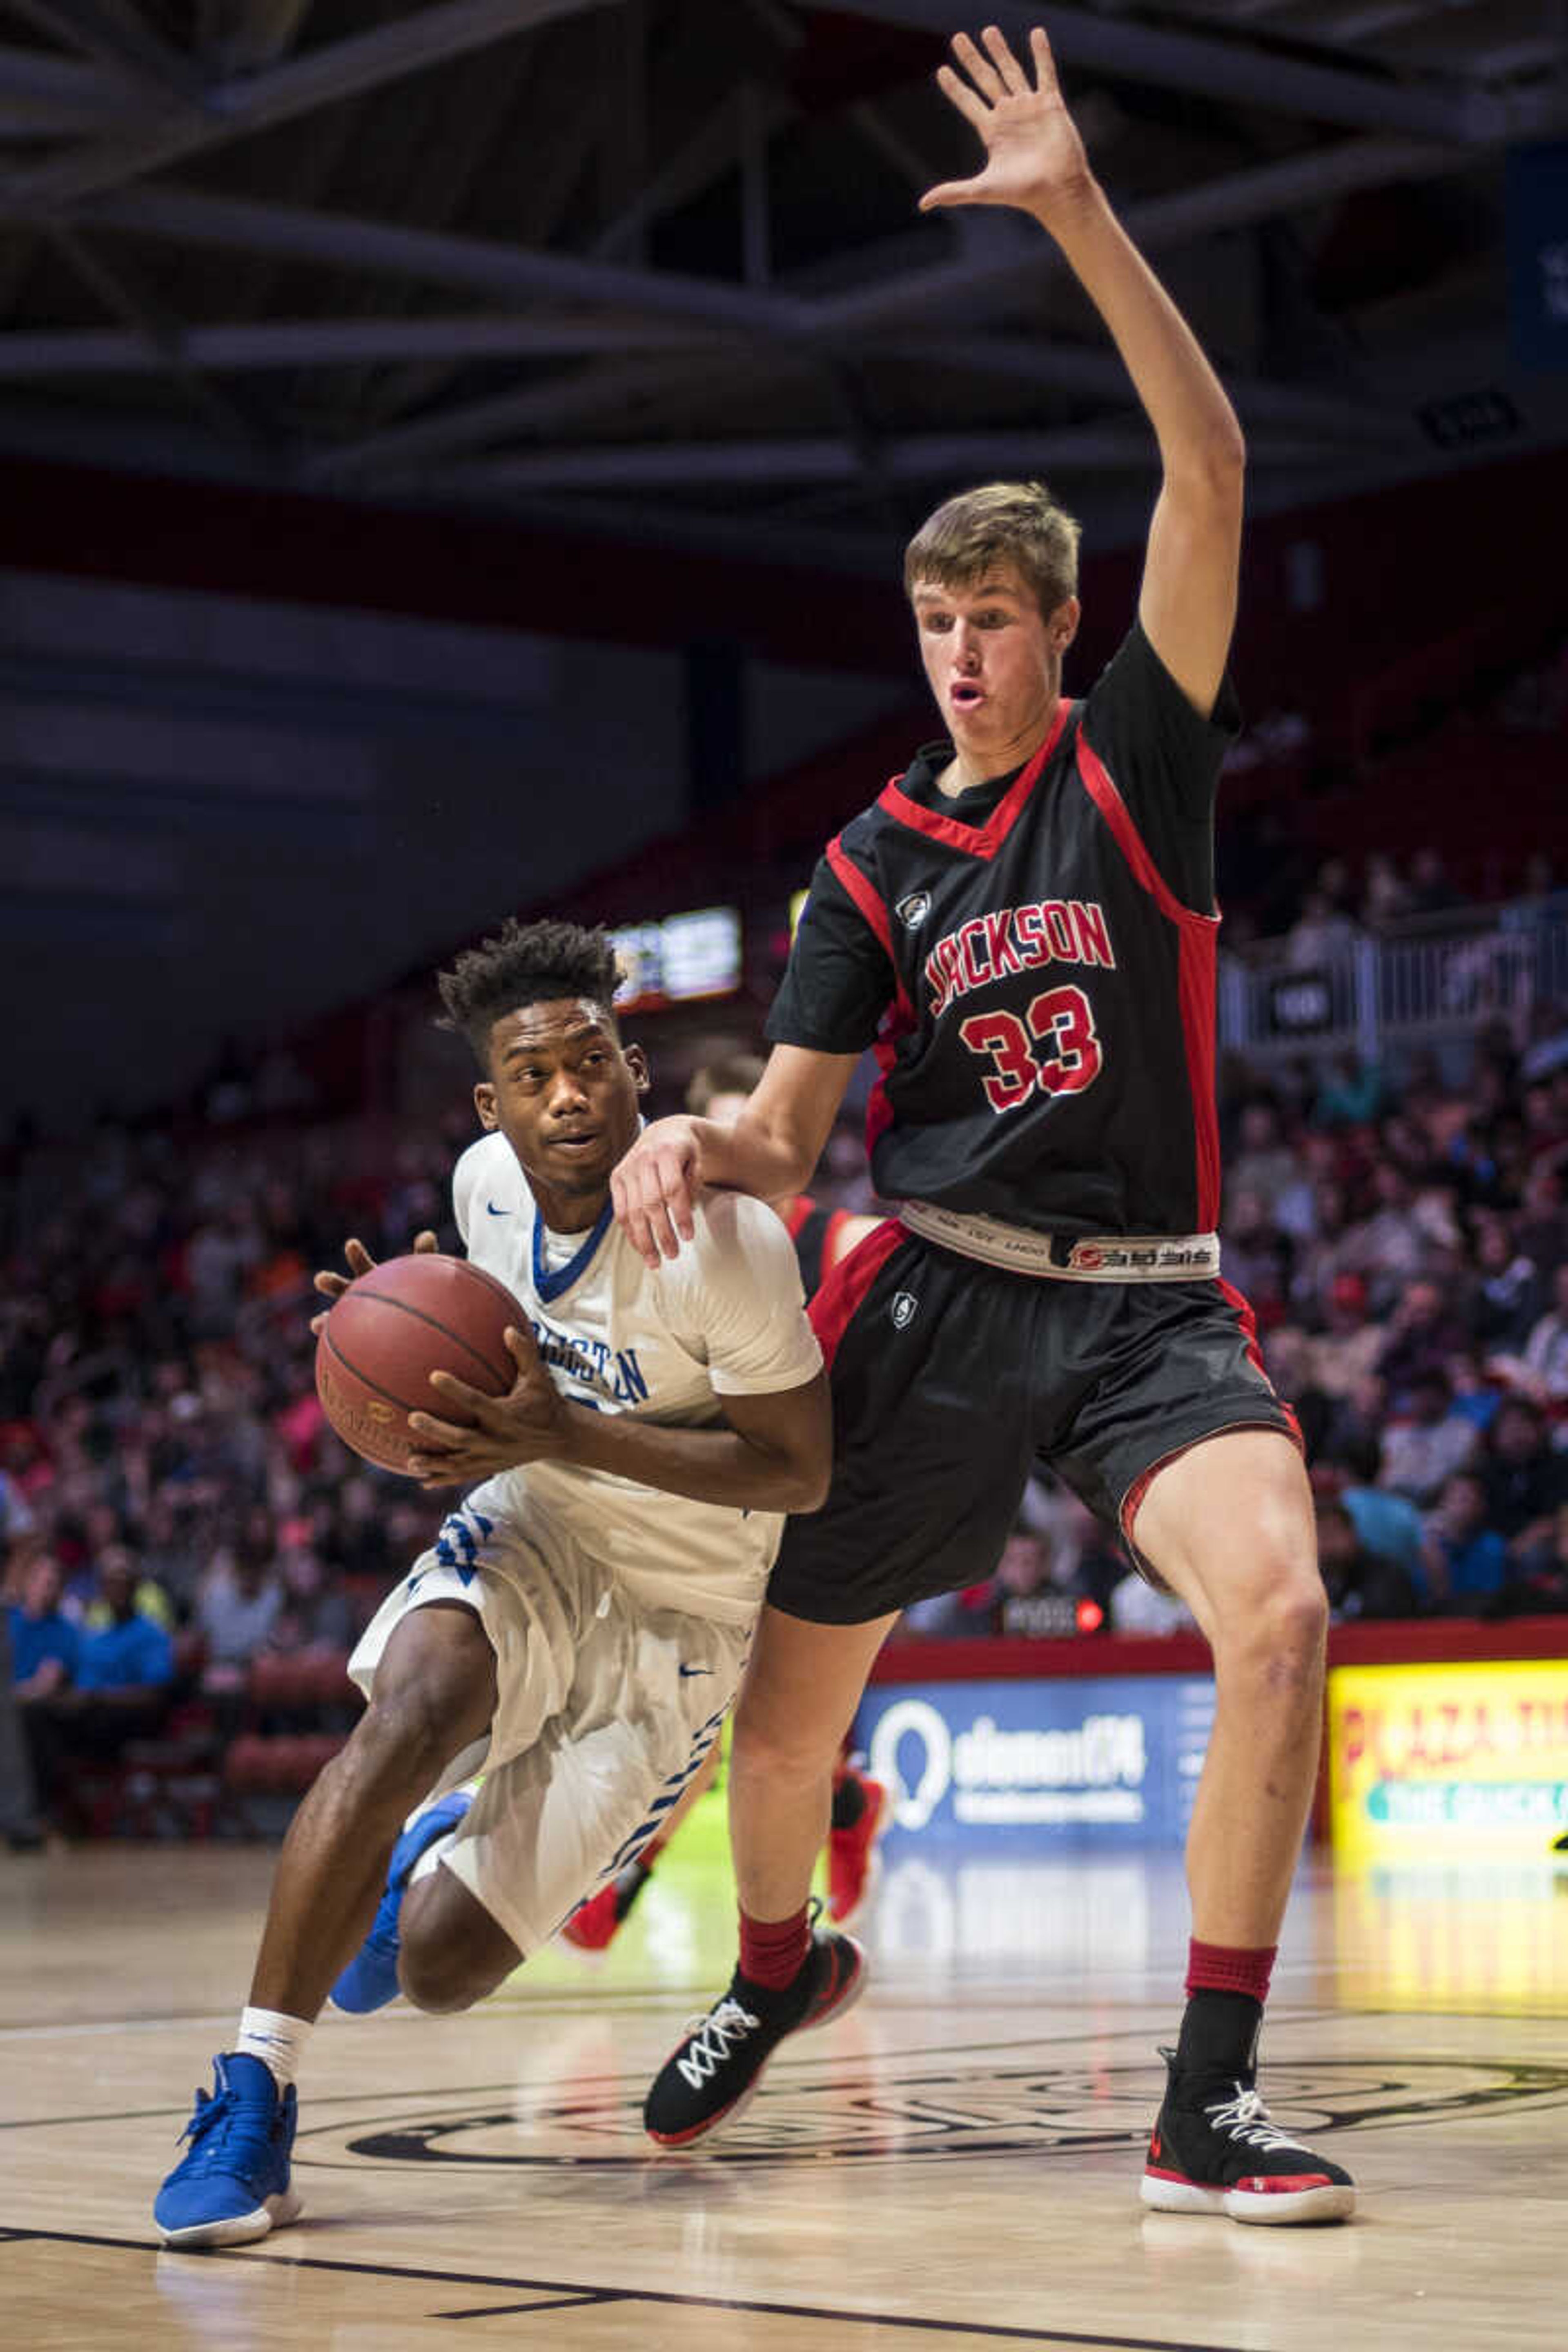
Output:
[154,918,842,2250]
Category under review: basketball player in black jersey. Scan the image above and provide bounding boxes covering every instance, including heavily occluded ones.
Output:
[614,24,1352,2223]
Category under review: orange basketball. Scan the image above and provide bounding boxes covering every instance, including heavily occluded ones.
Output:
[314,1252,521,1476]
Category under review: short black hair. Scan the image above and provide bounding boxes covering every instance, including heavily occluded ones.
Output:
[437,917,622,1069]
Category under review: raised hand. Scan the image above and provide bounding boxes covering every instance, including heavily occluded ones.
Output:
[309,1229,437,1336]
[919,25,1092,227]
[405,1322,568,1487]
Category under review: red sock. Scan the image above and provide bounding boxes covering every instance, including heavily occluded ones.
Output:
[738,1904,811,1991]
[1185,1938,1276,2004]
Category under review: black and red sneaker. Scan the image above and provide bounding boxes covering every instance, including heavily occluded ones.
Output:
[560,1859,652,1953]
[643,1918,865,2147]
[826,1772,890,1929]
[1141,2049,1355,2225]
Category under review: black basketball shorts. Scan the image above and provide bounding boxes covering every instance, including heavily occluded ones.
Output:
[770,1219,1301,1626]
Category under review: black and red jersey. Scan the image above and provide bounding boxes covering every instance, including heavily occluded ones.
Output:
[766,625,1238,1239]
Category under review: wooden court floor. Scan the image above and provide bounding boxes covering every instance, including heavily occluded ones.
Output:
[3,1831,1565,2352]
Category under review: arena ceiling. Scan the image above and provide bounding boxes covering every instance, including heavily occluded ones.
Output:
[0,0,1563,571]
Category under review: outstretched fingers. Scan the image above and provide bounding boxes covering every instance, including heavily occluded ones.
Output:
[979,24,1028,94]
[950,28,1004,100]
[934,58,990,134]
[1028,25,1060,94]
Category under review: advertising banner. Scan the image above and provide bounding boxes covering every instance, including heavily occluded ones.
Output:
[852,1673,1215,1846]
[1328,1660,1568,1865]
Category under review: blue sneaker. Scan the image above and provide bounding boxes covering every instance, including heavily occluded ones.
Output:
[154,2052,301,2249]
[329,1786,474,2014]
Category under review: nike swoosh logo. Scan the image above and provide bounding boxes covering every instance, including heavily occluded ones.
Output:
[677,1665,713,1679]
[486,1202,511,1216]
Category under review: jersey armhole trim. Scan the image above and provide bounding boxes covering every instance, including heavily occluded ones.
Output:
[1074,731,1219,930]
[824,835,914,1022]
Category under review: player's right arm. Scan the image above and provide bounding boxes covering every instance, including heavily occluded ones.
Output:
[611,1044,858,1270]
[920,27,1243,719]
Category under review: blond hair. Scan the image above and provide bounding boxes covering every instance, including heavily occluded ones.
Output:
[904,481,1081,621]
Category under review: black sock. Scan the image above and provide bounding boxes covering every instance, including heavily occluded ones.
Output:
[830,1773,866,1832]
[1174,1990,1262,2083]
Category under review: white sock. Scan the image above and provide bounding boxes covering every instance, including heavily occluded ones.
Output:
[235,2006,313,2091]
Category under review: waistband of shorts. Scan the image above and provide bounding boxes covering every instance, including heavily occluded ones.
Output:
[898,1200,1221,1283]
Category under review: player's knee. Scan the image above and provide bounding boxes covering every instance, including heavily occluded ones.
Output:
[397,1933,486,2014]
[398,1887,515,2015]
[1214,1557,1326,1693]
[730,1707,838,1789]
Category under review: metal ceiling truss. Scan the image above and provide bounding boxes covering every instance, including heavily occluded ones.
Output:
[0,0,1557,541]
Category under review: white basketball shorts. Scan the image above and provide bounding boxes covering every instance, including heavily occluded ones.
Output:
[347,1487,751,1957]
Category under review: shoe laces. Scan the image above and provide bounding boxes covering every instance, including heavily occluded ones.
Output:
[174,2065,276,2169]
[675,1996,762,2091]
[1202,2082,1302,2154]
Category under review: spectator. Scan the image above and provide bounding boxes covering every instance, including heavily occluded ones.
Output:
[1228,1104,1300,1219]
[1512,1502,1568,1612]
[1359,853,1412,932]
[1284,889,1359,971]
[1376,1278,1470,1400]
[1468,1216,1544,1351]
[1340,1164,1432,1293]
[21,1549,175,1831]
[1406,846,1463,920]
[1220,1187,1292,1322]
[1379,1370,1479,1506]
[197,1509,284,1687]
[1480,1398,1568,1550]
[1422,1473,1509,1610]
[1311,1051,1386,1131]
[1330,1440,1427,1586]
[0,1463,36,1555]
[1499,1263,1568,1406]
[74,1549,176,1698]
[989,1531,1065,1637]
[1303,1273,1383,1400]
[1111,1568,1198,1635]
[1315,1499,1417,1621]
[271,1543,353,1655]
[9,1553,79,1696]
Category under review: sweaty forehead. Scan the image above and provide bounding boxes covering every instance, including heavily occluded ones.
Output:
[489,997,615,1059]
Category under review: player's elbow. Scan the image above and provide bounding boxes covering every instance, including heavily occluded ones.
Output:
[784,1450,832,1514]
[766,1382,833,1513]
[1172,419,1245,501]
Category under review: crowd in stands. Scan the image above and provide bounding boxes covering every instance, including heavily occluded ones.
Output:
[3,853,1567,1837]
[0,1107,466,1835]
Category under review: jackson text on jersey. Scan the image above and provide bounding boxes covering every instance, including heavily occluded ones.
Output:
[924,898,1115,1018]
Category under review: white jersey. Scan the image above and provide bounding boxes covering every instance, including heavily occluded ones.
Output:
[450,1130,822,1625]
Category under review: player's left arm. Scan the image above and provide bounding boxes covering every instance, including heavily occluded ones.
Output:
[408,1324,831,1511]
[407,1201,831,1509]
[554,1369,831,1514]
[921,26,1243,716]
